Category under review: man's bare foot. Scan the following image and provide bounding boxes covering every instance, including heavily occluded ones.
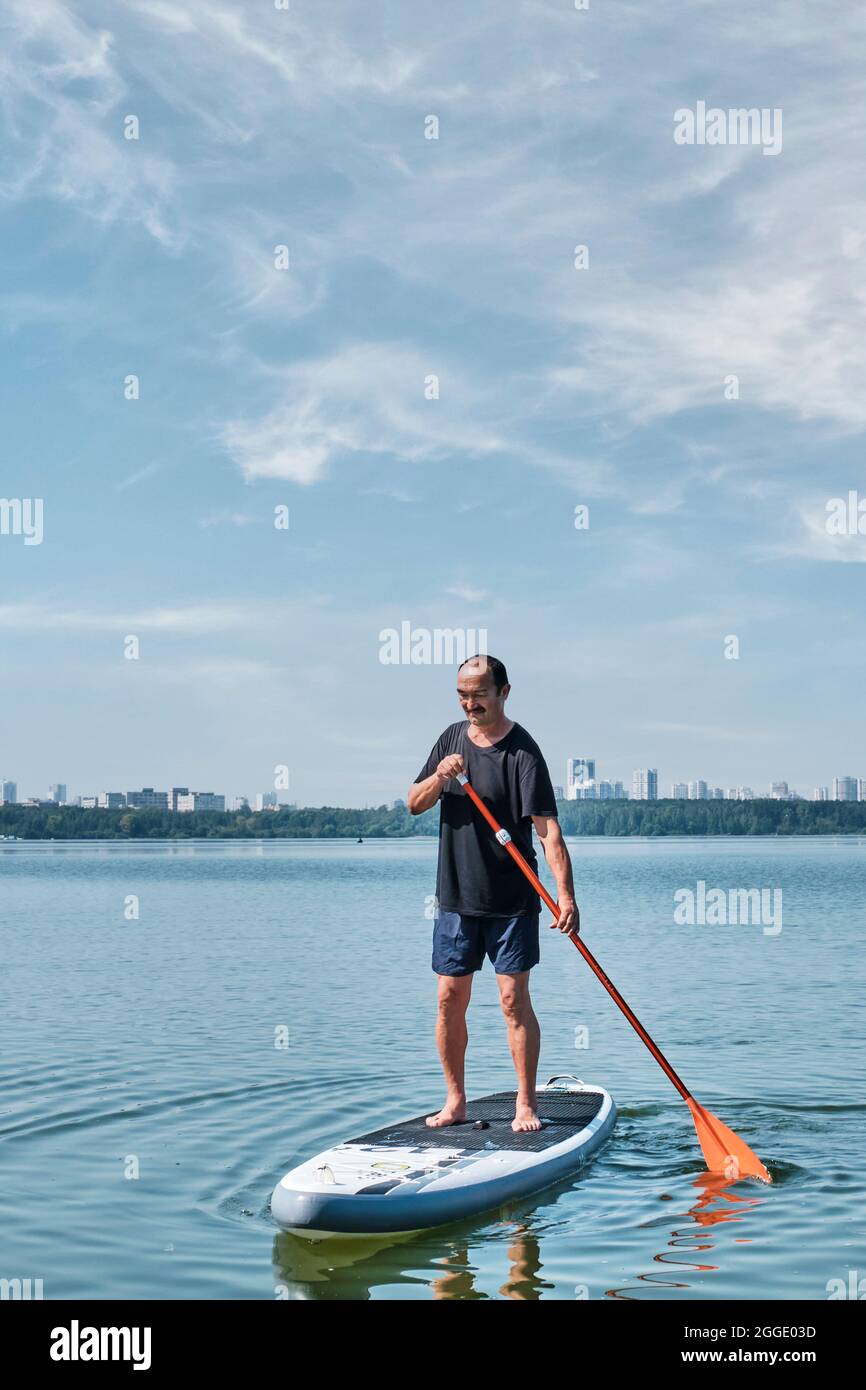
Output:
[426,1098,467,1128]
[512,1101,542,1132]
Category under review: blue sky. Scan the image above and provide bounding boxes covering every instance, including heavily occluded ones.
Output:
[1,0,864,806]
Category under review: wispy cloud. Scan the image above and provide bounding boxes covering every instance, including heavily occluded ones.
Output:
[115,460,165,491]
[359,485,420,503]
[757,498,866,563]
[444,584,489,603]
[0,0,184,247]
[0,599,322,633]
[0,292,86,333]
[218,341,604,487]
[198,511,257,528]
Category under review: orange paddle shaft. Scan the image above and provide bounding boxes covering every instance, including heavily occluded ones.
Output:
[457,773,691,1099]
[456,772,771,1182]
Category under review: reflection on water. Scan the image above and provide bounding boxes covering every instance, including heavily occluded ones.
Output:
[269,1166,780,1301]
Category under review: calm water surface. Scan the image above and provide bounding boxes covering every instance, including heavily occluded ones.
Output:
[1,837,864,1301]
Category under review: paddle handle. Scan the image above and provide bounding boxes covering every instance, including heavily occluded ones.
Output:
[456,772,693,1103]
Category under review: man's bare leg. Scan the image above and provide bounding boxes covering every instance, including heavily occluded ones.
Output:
[426,973,473,1127]
[497,971,542,1131]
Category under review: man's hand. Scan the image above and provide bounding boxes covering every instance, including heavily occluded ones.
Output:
[408,754,465,815]
[550,895,579,936]
[436,753,465,785]
[532,815,579,935]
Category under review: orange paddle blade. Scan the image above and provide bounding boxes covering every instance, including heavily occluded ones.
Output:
[687,1098,771,1182]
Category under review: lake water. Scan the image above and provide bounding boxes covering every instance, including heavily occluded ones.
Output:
[1,837,864,1301]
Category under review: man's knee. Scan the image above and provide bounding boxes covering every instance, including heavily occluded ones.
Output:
[498,975,533,1020]
[436,975,472,1014]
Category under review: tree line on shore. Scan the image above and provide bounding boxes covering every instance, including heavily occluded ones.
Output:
[2,798,866,839]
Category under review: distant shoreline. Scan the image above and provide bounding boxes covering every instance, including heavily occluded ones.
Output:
[2,799,866,840]
[2,834,865,846]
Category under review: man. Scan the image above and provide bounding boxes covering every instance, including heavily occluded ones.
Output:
[407,654,578,1133]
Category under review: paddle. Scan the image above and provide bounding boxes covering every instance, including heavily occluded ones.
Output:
[456,772,771,1183]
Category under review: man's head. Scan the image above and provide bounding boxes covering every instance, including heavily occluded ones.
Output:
[456,654,510,728]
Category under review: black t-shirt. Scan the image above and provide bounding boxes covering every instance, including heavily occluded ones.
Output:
[414,720,558,917]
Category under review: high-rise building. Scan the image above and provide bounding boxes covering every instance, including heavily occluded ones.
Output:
[688,780,707,800]
[725,788,738,799]
[832,777,858,801]
[813,787,828,801]
[169,787,190,812]
[566,759,596,799]
[612,782,626,799]
[49,784,67,805]
[770,782,789,799]
[632,769,658,801]
[255,791,278,811]
[738,787,754,800]
[709,787,724,799]
[1,780,17,805]
[671,783,688,799]
[126,788,169,809]
[98,792,126,809]
[176,792,225,812]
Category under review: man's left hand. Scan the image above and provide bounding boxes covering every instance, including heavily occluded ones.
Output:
[551,896,579,935]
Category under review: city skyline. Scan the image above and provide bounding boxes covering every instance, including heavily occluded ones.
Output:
[0,780,292,812]
[3,758,865,809]
[564,758,866,804]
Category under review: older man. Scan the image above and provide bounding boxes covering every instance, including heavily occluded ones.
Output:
[408,654,578,1133]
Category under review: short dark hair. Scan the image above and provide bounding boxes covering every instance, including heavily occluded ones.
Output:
[458,654,509,692]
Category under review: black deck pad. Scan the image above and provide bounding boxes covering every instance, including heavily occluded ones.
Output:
[348,1089,605,1154]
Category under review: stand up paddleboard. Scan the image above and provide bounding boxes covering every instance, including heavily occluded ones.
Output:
[271,1076,615,1239]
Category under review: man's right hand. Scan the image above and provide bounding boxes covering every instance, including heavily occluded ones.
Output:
[436,754,465,785]
[407,754,466,815]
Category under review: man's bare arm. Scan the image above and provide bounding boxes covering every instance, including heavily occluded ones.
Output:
[531,814,579,934]
[407,753,465,815]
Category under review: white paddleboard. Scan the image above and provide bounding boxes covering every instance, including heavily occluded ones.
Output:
[271,1075,616,1240]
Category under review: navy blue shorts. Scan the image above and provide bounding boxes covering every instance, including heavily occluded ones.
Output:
[432,908,540,976]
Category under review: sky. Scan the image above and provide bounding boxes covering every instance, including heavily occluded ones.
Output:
[1,0,865,807]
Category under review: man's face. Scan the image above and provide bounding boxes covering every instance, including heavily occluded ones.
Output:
[456,663,509,727]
